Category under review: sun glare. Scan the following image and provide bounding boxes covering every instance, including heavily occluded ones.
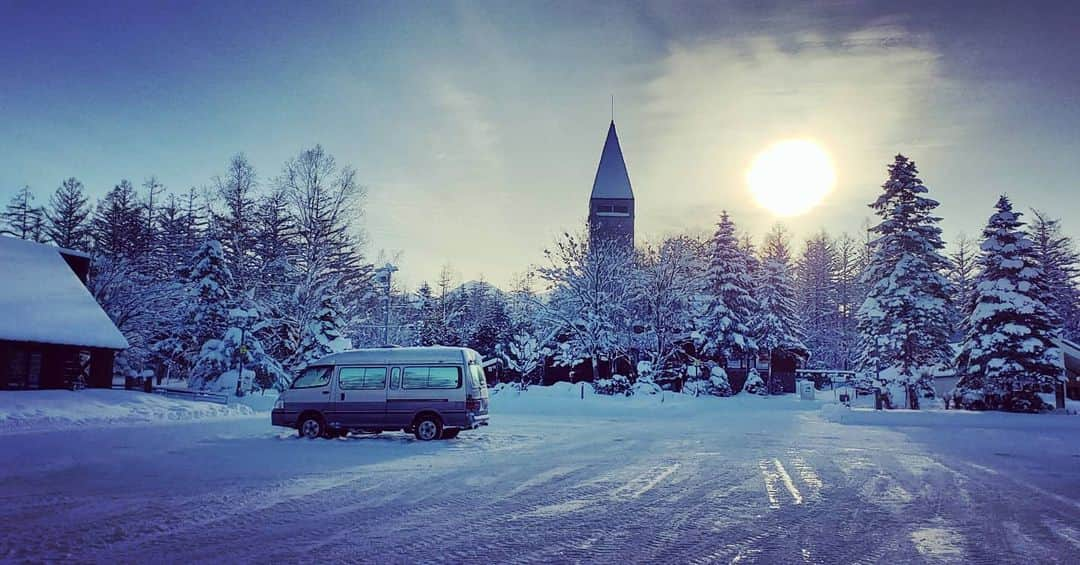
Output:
[746,139,836,217]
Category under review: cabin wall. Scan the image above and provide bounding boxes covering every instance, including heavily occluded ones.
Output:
[1,340,116,390]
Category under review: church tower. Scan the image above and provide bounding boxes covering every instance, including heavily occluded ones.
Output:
[587,120,635,249]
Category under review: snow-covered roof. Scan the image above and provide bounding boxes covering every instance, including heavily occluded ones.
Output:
[0,236,128,350]
[590,121,634,200]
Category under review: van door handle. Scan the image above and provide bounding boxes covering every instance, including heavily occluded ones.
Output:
[321,390,330,395]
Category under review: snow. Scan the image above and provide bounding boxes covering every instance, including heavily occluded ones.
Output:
[0,389,254,434]
[1,385,1078,562]
[0,236,128,349]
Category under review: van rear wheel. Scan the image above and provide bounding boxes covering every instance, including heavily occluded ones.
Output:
[413,415,442,441]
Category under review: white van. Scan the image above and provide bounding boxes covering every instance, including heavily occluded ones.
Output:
[271,347,490,440]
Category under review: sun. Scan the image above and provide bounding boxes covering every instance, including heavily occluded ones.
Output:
[746,139,836,217]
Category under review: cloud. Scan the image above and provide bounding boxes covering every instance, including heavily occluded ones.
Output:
[635,25,947,242]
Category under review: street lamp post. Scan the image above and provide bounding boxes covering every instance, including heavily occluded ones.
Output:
[374,263,398,346]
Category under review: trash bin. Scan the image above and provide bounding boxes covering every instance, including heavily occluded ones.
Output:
[874,389,884,410]
[798,380,815,400]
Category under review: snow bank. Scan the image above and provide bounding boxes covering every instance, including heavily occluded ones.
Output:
[490,382,822,419]
[0,390,256,434]
[822,404,1080,431]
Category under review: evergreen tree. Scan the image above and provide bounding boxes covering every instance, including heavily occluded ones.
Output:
[1029,209,1080,342]
[857,155,953,401]
[698,212,758,365]
[212,154,259,294]
[92,180,147,260]
[947,234,979,339]
[415,282,442,346]
[162,239,235,384]
[751,226,808,392]
[292,281,352,371]
[1,186,46,241]
[834,233,863,370]
[954,196,1062,411]
[44,178,92,250]
[797,231,842,369]
[141,176,165,259]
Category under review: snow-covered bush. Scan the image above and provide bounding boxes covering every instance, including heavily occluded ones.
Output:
[504,332,544,390]
[683,365,734,397]
[632,376,662,396]
[741,368,768,396]
[593,374,633,396]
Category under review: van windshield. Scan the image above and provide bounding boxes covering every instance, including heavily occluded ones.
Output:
[291,366,332,389]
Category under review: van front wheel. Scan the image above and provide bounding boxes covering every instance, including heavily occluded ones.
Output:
[413,415,442,441]
[298,415,324,439]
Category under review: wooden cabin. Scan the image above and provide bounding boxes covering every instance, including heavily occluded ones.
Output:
[0,237,128,389]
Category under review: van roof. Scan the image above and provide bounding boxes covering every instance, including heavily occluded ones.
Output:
[311,346,481,366]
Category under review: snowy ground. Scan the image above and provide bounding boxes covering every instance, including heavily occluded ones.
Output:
[0,389,254,434]
[1,385,1078,563]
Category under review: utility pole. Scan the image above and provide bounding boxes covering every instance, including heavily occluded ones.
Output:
[374,263,398,346]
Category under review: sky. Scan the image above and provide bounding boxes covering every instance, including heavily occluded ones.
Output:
[2,0,1079,288]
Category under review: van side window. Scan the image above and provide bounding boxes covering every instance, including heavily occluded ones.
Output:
[339,367,388,390]
[403,366,462,390]
[291,366,332,389]
[390,367,401,389]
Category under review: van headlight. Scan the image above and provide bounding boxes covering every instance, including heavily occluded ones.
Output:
[274,398,285,410]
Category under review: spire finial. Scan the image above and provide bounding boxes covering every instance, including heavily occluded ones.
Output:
[611,95,615,122]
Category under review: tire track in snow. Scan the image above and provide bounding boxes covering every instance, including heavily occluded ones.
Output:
[610,462,680,500]
[773,458,804,505]
[788,450,824,499]
[759,459,781,509]
[759,458,803,508]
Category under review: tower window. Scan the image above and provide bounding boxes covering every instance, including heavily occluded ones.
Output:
[594,203,629,217]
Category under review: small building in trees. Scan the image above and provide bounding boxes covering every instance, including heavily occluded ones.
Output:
[0,236,128,390]
[1054,337,1080,401]
[587,120,635,249]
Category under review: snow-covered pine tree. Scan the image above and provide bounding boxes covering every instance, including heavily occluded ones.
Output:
[192,307,292,392]
[414,282,440,346]
[212,154,260,294]
[797,231,842,369]
[857,155,953,402]
[954,196,1063,411]
[1,186,46,241]
[44,178,92,250]
[464,283,512,359]
[169,239,236,386]
[504,332,543,388]
[292,281,353,371]
[141,177,165,260]
[751,226,808,393]
[92,180,149,261]
[1029,209,1080,343]
[698,212,758,367]
[741,367,767,396]
[947,234,979,339]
